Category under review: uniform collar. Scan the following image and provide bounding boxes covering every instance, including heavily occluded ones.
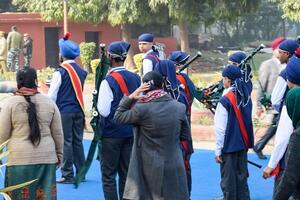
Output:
[143,49,154,58]
[62,60,76,64]
[109,66,126,73]
[222,87,233,96]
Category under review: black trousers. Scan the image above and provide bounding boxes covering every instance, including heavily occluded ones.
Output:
[100,137,133,200]
[60,112,85,180]
[254,113,280,152]
[220,150,250,200]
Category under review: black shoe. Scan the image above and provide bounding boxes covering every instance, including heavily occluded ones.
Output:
[254,148,267,160]
[56,177,73,184]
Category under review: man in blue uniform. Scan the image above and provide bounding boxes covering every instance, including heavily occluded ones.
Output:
[168,51,196,117]
[138,33,160,76]
[271,39,299,112]
[97,41,141,200]
[228,51,253,93]
[214,64,254,200]
[48,32,87,184]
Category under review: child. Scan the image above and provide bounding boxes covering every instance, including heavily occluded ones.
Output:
[214,64,254,200]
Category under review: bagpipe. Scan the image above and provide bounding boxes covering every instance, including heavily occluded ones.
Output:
[195,44,265,114]
[73,44,110,187]
[257,82,272,110]
[194,80,223,114]
[177,51,202,73]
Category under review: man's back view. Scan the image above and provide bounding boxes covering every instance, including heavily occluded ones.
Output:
[7,26,22,71]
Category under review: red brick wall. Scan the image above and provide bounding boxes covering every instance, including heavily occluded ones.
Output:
[0,12,178,69]
[0,13,122,69]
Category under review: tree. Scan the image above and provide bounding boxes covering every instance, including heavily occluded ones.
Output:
[79,42,96,73]
[0,0,19,12]
[12,0,169,68]
[12,0,106,23]
[241,0,284,41]
[208,0,261,46]
[275,0,300,23]
[210,0,260,22]
[106,0,169,67]
[149,0,207,52]
[148,0,261,52]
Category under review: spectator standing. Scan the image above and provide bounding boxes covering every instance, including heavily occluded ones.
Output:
[7,26,22,72]
[0,31,8,73]
[23,33,33,67]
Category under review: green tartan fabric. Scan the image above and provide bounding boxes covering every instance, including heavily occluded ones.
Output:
[5,164,57,200]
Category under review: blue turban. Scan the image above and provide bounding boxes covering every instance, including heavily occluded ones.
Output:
[228,52,246,64]
[168,51,190,65]
[108,41,130,60]
[222,64,242,80]
[279,39,299,55]
[222,64,250,107]
[59,33,80,59]
[138,33,154,42]
[286,55,300,85]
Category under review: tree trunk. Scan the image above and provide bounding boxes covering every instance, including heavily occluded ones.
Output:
[234,17,240,46]
[282,19,286,38]
[178,18,190,52]
[178,18,190,74]
[121,24,135,70]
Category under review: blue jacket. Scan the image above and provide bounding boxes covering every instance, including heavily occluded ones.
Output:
[56,62,87,113]
[219,90,254,153]
[100,69,141,138]
[142,50,160,74]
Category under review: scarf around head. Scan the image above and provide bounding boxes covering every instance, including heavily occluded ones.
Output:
[154,60,180,99]
[154,60,179,90]
[138,89,167,103]
[286,87,300,128]
[222,64,250,107]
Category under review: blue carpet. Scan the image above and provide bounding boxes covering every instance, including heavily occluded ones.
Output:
[56,140,274,200]
[2,140,273,200]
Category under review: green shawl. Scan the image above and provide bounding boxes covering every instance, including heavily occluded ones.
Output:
[286,87,300,129]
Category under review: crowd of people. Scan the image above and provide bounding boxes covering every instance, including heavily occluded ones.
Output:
[0,28,299,200]
[0,25,33,74]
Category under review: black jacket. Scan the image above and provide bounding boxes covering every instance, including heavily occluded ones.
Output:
[23,38,33,56]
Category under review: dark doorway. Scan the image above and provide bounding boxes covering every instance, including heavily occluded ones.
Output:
[85,32,99,59]
[45,27,59,67]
